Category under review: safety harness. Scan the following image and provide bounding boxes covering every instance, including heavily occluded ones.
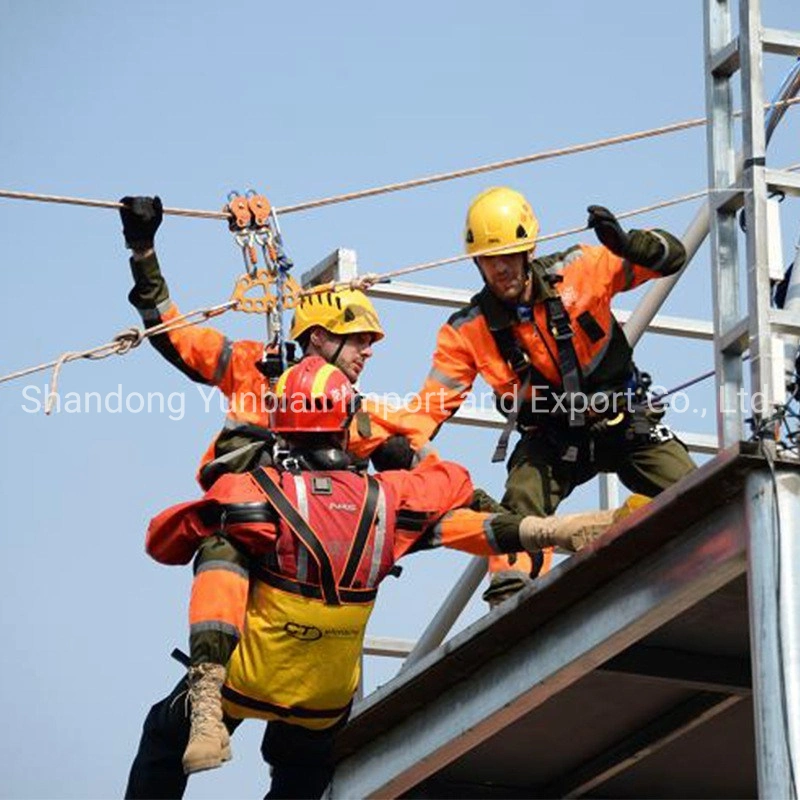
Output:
[477,273,585,462]
[483,284,671,464]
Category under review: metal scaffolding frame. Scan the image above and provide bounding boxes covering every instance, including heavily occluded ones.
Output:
[336,477,750,797]
[705,1,800,795]
[304,4,800,792]
[330,447,800,798]
[302,243,723,669]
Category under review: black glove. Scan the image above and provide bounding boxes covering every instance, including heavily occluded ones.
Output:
[587,205,630,257]
[119,196,163,250]
[587,204,679,271]
[370,435,415,472]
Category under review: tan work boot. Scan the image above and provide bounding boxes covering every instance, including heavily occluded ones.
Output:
[183,663,232,775]
[519,508,617,553]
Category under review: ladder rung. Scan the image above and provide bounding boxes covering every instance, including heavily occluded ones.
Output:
[718,318,750,356]
[765,169,800,199]
[769,309,800,338]
[761,27,800,57]
[710,37,740,77]
[712,188,746,214]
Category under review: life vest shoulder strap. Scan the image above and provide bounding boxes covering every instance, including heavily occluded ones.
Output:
[250,468,341,606]
[340,475,380,589]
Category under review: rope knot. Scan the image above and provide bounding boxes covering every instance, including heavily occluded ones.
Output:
[112,326,144,354]
[350,273,379,292]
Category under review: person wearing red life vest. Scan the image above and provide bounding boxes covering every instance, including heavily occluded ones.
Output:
[143,356,623,798]
[118,196,434,800]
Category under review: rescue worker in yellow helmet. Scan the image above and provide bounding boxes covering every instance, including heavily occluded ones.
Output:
[119,196,420,487]
[403,186,696,605]
[118,196,430,799]
[142,356,634,798]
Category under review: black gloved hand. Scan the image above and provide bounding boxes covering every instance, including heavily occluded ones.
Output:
[119,196,163,250]
[587,205,630,257]
[370,435,415,472]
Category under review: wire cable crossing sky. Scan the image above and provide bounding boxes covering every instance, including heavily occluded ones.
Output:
[0,2,798,798]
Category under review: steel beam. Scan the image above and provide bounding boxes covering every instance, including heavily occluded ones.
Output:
[710,37,741,77]
[363,637,416,658]
[300,247,357,287]
[765,168,800,198]
[600,644,752,696]
[449,407,719,454]
[329,501,747,798]
[400,555,487,671]
[542,692,744,798]
[368,281,715,340]
[745,467,800,798]
[761,27,800,57]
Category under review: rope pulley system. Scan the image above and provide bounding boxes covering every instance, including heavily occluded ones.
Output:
[224,189,301,380]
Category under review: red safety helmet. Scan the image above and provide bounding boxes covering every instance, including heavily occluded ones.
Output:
[270,356,359,433]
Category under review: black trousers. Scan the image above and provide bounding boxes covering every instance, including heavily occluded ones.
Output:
[124,677,340,799]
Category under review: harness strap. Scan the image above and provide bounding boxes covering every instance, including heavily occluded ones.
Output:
[491,327,530,381]
[544,297,584,427]
[340,476,380,588]
[492,372,531,463]
[250,469,341,606]
[477,293,537,463]
[489,325,530,463]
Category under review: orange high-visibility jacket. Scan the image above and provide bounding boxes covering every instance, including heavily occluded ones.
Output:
[146,455,508,570]
[405,243,683,440]
[128,252,428,484]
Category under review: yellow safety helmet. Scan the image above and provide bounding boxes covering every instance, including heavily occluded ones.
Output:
[464,186,540,257]
[290,287,385,343]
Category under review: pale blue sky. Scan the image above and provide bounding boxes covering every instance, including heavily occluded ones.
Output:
[1,1,798,797]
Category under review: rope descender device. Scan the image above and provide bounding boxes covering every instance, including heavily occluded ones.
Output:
[225,189,301,381]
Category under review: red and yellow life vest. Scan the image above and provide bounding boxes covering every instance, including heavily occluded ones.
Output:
[222,467,395,729]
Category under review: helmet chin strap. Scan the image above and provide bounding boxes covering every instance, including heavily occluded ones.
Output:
[329,334,349,370]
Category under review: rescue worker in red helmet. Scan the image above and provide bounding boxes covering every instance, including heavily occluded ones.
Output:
[143,356,631,798]
[403,187,696,605]
[119,196,428,799]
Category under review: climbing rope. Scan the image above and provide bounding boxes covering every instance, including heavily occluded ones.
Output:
[302,165,800,296]
[1,96,798,221]
[0,301,236,413]
[4,160,799,405]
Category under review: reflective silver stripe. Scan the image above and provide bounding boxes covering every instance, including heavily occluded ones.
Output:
[366,486,387,588]
[195,559,249,580]
[212,337,234,384]
[427,366,468,393]
[429,513,449,548]
[482,513,502,553]
[189,620,241,638]
[621,258,636,290]
[293,475,310,582]
[563,248,584,266]
[138,298,174,323]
